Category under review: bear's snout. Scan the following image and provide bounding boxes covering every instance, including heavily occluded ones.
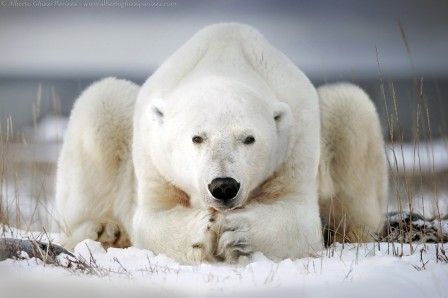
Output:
[208,177,240,203]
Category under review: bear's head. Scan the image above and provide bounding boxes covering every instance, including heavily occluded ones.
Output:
[144,76,293,211]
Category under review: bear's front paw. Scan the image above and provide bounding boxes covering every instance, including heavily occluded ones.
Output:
[94,220,131,248]
[213,214,253,263]
[186,211,219,263]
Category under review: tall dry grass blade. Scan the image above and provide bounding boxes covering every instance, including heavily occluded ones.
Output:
[0,119,6,225]
[33,83,42,128]
[390,81,414,254]
[433,80,447,132]
[375,46,391,135]
[376,46,398,254]
[414,103,428,240]
[14,172,21,229]
[51,86,62,115]
[423,103,445,249]
[6,116,13,142]
[398,19,417,84]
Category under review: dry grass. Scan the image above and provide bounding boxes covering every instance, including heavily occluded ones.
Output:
[1,84,61,233]
[377,22,446,256]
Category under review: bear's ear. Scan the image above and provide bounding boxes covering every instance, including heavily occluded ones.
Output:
[149,97,166,124]
[273,102,293,132]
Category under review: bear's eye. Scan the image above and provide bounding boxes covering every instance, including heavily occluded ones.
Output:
[243,136,255,145]
[192,136,204,144]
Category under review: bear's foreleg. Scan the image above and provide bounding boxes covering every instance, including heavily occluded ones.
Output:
[213,197,323,263]
[132,206,220,264]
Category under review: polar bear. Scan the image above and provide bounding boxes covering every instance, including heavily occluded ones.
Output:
[56,23,388,263]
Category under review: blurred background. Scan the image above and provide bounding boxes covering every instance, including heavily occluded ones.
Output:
[1,0,448,139]
[1,0,447,230]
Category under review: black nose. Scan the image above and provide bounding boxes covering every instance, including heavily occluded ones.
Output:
[208,177,240,202]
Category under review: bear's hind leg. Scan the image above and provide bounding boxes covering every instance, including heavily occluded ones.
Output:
[318,83,388,244]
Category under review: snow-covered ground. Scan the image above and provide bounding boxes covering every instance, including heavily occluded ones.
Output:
[1,116,448,297]
[1,228,447,298]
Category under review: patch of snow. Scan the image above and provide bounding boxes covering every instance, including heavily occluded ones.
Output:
[1,234,447,298]
[387,139,448,173]
[387,190,448,218]
[33,115,68,143]
[21,115,68,144]
[1,180,58,231]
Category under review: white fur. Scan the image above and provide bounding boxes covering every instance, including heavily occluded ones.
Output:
[317,83,388,243]
[55,78,137,249]
[56,23,387,264]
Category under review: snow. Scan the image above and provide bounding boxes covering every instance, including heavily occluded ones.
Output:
[387,189,448,219]
[1,233,447,298]
[30,115,68,144]
[387,139,448,174]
